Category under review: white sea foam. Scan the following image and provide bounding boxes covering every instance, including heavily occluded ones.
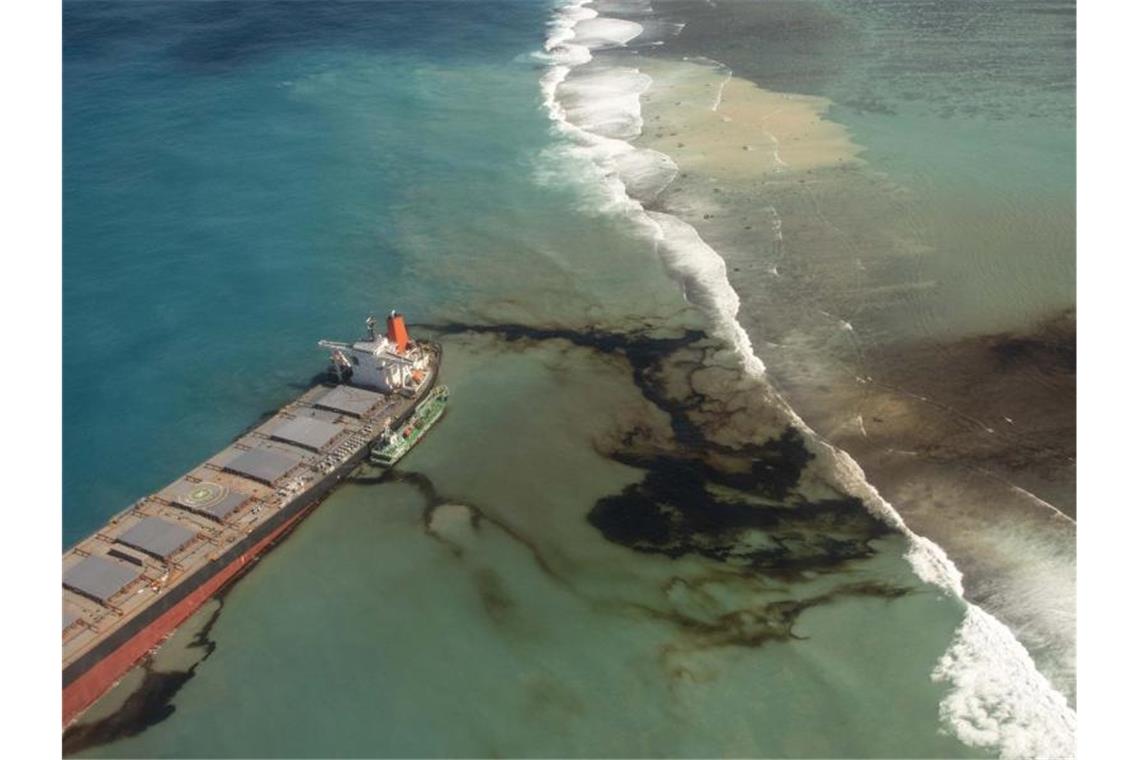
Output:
[775,327,1078,760]
[645,212,766,376]
[571,17,645,49]
[540,2,764,370]
[541,61,760,365]
[933,605,1077,759]
[538,6,1076,755]
[556,68,652,140]
[539,1,597,67]
[611,148,677,202]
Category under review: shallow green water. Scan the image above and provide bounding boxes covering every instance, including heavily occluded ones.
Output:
[77,338,976,758]
[64,1,1065,757]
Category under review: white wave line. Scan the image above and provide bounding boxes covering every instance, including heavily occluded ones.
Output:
[1008,485,1075,525]
[710,65,732,111]
[863,375,1000,435]
[948,455,1076,527]
[763,205,785,276]
[536,4,1075,757]
[753,106,791,168]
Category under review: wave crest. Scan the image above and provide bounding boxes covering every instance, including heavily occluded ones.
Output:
[537,3,1075,757]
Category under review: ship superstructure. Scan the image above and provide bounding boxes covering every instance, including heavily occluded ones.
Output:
[62,314,439,727]
[319,312,431,393]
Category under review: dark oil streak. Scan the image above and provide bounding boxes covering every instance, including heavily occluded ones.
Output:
[587,444,893,580]
[404,326,909,671]
[638,580,913,654]
[419,321,714,448]
[417,321,896,580]
[353,467,593,625]
[351,467,575,591]
[62,502,323,755]
[64,323,688,751]
[648,581,917,691]
[62,599,225,756]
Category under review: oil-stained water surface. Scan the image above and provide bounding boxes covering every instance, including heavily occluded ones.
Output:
[64,0,1070,757]
[73,336,975,758]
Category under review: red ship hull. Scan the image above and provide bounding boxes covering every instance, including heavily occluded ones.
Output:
[62,504,315,728]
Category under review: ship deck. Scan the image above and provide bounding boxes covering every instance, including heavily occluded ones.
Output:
[62,374,429,673]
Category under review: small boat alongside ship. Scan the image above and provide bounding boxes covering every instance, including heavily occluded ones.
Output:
[371,385,449,467]
[62,312,446,727]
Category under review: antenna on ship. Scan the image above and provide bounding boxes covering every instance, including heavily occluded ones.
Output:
[365,314,377,342]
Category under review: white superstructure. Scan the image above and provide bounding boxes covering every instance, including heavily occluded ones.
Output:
[318,312,431,393]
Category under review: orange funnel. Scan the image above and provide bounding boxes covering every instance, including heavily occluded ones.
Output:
[387,312,409,353]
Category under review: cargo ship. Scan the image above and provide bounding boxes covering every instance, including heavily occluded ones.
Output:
[62,312,440,727]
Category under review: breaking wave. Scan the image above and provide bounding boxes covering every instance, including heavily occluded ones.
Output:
[536,2,1076,757]
[537,0,760,373]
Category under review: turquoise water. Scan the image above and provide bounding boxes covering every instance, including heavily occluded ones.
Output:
[64,1,1073,757]
[64,0,667,547]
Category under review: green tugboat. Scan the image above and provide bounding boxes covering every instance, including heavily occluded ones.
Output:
[370,385,449,467]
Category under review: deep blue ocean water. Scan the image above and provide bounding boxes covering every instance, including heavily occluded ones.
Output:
[64,0,567,546]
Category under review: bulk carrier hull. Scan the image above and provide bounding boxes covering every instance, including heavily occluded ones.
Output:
[63,496,321,725]
[63,322,438,728]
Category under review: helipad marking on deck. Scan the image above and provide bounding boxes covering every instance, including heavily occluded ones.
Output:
[183,482,227,508]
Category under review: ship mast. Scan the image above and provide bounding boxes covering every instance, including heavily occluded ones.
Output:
[317,311,425,392]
